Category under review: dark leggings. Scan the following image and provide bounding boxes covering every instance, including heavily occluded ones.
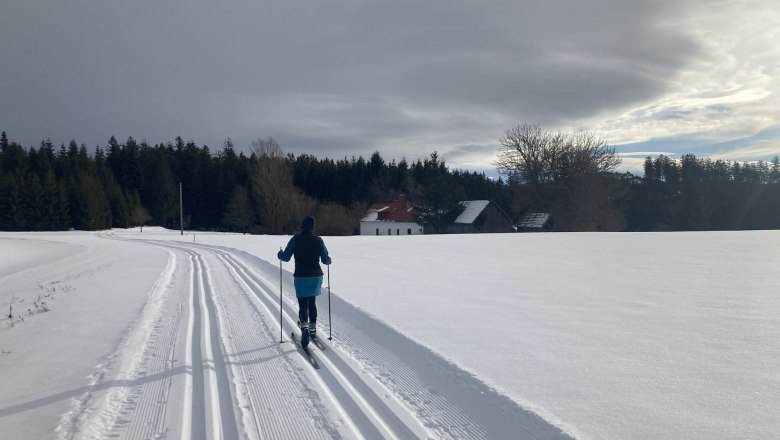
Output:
[297,296,317,328]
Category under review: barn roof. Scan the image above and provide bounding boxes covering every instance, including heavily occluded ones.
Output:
[516,213,551,228]
[454,200,490,224]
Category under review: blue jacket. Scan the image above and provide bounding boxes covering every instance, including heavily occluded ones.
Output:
[278,231,332,298]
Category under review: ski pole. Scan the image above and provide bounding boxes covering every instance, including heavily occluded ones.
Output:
[327,264,332,340]
[279,248,284,344]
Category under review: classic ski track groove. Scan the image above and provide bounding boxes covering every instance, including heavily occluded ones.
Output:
[186,248,241,440]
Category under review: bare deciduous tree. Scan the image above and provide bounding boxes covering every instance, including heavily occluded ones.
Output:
[251,137,293,234]
[496,124,624,231]
[562,130,622,178]
[495,123,620,184]
[128,190,151,231]
[131,205,151,232]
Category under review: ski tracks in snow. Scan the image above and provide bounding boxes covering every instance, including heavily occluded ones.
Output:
[210,247,423,439]
[61,243,241,440]
[66,234,428,440]
[63,233,571,440]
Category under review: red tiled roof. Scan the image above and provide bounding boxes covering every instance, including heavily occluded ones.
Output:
[362,195,418,223]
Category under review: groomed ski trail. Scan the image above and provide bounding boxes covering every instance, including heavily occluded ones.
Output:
[65,233,428,440]
[62,231,572,440]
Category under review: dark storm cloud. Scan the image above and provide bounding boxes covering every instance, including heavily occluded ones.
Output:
[1,0,703,167]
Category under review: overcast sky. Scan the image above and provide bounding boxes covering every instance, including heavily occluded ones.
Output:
[2,0,778,175]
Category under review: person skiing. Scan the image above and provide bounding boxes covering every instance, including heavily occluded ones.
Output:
[277,215,331,348]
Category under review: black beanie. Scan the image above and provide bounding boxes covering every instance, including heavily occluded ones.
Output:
[301,215,316,231]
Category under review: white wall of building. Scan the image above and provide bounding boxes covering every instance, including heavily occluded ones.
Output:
[360,221,424,236]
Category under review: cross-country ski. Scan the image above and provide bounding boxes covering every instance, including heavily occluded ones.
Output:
[291,331,320,369]
[310,334,327,351]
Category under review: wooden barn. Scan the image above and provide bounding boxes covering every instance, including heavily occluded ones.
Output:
[444,200,514,234]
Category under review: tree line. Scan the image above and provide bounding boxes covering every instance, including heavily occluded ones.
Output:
[626,154,780,231]
[495,123,780,231]
[1,127,778,234]
[0,132,507,234]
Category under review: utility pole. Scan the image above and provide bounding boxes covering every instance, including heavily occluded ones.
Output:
[179,182,184,236]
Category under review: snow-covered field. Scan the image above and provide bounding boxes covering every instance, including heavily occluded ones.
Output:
[1,229,779,439]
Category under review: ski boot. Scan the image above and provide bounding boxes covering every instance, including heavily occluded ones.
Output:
[309,325,317,341]
[299,321,310,348]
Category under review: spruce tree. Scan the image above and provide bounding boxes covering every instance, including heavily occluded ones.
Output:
[141,147,178,228]
[25,173,45,230]
[0,175,26,230]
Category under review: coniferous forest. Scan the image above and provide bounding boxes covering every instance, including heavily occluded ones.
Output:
[1,131,779,234]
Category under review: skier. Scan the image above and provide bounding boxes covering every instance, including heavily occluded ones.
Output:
[277,215,331,348]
